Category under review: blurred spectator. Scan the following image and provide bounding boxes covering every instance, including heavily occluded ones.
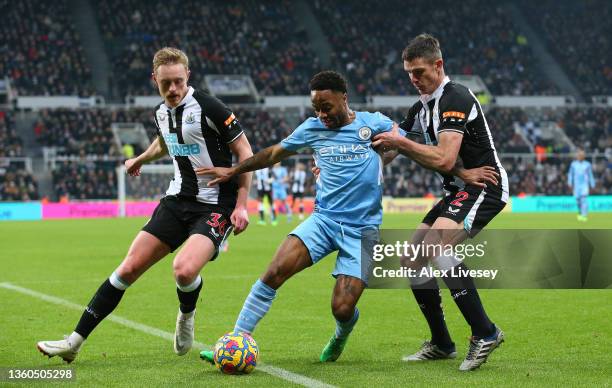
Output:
[0,0,93,96]
[0,111,24,157]
[311,0,559,97]
[0,163,39,201]
[96,0,321,97]
[52,161,117,200]
[520,0,611,96]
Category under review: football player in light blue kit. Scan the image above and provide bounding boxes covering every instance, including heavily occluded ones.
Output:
[272,163,293,222]
[568,148,595,221]
[197,71,393,362]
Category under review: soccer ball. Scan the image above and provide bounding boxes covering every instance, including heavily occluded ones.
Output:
[213,331,259,374]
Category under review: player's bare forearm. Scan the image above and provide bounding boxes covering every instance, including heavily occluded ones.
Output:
[137,136,168,165]
[450,158,466,179]
[382,149,399,165]
[374,131,462,173]
[229,135,254,208]
[197,143,295,186]
[396,137,453,172]
[233,144,295,176]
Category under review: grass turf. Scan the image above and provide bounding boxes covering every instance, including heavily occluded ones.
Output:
[0,213,611,387]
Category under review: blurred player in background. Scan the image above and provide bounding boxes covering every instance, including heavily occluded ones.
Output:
[568,148,596,221]
[272,162,293,222]
[291,163,307,220]
[255,168,277,226]
[373,34,507,371]
[36,47,253,363]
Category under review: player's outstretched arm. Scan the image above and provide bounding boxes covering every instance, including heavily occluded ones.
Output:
[372,131,462,173]
[196,143,296,186]
[125,136,168,176]
[228,134,254,235]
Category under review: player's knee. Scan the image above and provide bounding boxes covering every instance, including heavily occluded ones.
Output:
[173,260,199,286]
[331,299,355,322]
[117,255,145,283]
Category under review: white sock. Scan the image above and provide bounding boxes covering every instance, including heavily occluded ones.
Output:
[177,274,202,292]
[68,332,84,349]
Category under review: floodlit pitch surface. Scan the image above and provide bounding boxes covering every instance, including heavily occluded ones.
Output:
[1,213,611,387]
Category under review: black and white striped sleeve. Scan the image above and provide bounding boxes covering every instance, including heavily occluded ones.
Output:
[437,89,474,135]
[196,92,245,143]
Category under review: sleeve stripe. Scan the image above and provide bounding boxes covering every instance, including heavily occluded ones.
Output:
[438,128,464,134]
[226,131,244,144]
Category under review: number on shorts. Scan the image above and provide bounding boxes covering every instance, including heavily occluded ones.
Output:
[207,213,228,236]
[450,191,469,207]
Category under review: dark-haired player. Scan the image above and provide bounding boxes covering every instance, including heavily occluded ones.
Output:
[373,34,508,371]
[199,70,395,362]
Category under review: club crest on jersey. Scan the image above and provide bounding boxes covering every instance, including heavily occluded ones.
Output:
[184,112,196,124]
[157,112,166,121]
[358,126,372,140]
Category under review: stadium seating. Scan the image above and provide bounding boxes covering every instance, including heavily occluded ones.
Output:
[560,108,611,153]
[35,108,156,156]
[310,0,559,97]
[95,0,321,97]
[0,111,39,201]
[520,0,611,96]
[0,0,93,96]
[0,162,39,201]
[0,111,23,158]
[52,160,117,200]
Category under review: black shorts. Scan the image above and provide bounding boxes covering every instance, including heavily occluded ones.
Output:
[258,190,273,200]
[292,191,304,199]
[142,196,233,258]
[421,186,506,237]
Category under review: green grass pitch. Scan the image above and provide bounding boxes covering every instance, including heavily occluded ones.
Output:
[1,213,611,387]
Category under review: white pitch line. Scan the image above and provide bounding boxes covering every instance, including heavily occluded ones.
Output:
[0,282,336,388]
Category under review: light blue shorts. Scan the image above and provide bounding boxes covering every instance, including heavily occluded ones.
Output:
[273,187,287,201]
[289,212,379,284]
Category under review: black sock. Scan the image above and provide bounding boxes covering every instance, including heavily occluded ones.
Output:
[177,280,203,314]
[411,278,454,349]
[259,210,264,221]
[299,204,304,215]
[442,263,495,338]
[75,279,125,338]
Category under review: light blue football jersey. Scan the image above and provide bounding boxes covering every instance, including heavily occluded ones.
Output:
[568,160,595,196]
[280,111,393,226]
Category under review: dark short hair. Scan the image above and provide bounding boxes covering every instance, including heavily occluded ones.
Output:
[309,70,347,94]
[402,33,442,62]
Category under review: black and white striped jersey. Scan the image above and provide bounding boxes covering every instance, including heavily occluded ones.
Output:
[399,76,509,202]
[255,168,272,192]
[291,169,306,194]
[153,86,244,210]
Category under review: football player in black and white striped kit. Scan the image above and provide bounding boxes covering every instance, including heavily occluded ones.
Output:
[291,163,307,220]
[255,167,277,225]
[37,47,254,363]
[373,34,506,371]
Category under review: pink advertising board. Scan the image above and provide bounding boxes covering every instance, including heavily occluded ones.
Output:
[42,202,158,219]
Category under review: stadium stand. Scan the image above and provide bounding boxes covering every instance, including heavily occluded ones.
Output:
[520,0,611,97]
[95,0,321,97]
[0,111,23,158]
[310,0,559,97]
[0,111,39,201]
[0,0,93,96]
[52,160,117,200]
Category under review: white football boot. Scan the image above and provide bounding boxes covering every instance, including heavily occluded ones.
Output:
[37,335,81,363]
[173,309,195,355]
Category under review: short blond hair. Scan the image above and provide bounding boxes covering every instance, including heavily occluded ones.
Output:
[152,47,189,74]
